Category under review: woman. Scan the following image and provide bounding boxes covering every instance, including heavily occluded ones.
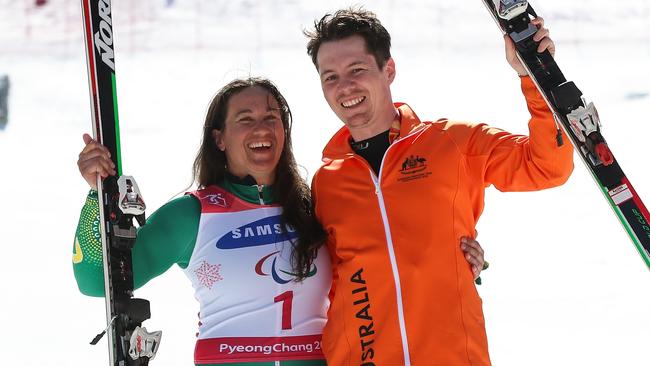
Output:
[73,77,486,365]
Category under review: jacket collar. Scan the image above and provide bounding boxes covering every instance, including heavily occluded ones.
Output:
[322,103,425,160]
[221,172,275,205]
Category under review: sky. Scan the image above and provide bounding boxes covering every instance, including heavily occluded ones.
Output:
[0,0,649,365]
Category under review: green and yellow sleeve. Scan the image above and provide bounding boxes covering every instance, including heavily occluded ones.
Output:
[72,190,201,297]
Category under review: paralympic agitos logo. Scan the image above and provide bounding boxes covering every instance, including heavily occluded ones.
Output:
[255,251,317,284]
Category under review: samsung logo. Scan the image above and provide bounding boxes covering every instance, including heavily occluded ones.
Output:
[216,215,298,249]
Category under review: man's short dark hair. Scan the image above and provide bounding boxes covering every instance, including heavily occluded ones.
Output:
[304,7,392,70]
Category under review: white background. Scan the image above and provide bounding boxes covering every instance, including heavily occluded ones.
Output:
[0,0,649,365]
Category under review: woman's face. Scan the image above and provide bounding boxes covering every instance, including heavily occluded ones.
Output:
[214,86,286,185]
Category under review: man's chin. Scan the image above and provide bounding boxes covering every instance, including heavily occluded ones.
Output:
[342,115,370,129]
[344,121,373,134]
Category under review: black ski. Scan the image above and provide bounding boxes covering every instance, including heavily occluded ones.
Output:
[80,0,161,364]
[481,0,650,269]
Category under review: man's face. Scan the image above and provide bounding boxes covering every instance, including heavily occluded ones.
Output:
[316,35,396,140]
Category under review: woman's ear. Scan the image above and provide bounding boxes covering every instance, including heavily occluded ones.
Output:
[212,129,225,151]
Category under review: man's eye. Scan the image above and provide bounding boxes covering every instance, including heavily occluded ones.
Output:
[324,75,337,82]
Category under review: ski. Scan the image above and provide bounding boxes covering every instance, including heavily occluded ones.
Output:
[80,0,161,364]
[481,0,650,269]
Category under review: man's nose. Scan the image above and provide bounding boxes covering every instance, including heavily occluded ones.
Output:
[337,77,355,95]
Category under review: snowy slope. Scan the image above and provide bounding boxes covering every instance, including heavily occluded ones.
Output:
[0,1,648,365]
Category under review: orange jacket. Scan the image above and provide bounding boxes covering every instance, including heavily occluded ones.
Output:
[312,77,574,366]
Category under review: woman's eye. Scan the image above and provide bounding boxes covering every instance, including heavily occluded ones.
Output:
[264,114,282,124]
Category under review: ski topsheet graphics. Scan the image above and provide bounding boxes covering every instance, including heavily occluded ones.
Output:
[481,0,650,269]
[80,0,161,364]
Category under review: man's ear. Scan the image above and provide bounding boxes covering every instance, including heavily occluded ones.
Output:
[385,58,396,84]
[212,129,225,151]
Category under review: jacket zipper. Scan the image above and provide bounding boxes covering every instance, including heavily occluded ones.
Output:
[371,173,412,366]
[255,185,265,205]
[365,131,420,366]
[339,126,425,365]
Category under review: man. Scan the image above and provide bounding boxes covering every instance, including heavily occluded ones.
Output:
[305,8,573,366]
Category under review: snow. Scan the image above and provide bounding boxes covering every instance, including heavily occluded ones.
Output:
[0,0,648,365]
